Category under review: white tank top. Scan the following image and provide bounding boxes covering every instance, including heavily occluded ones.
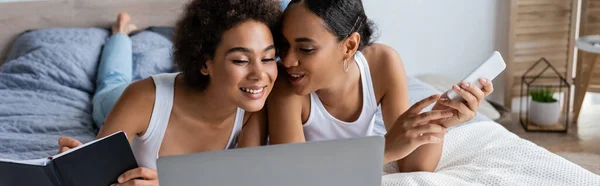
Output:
[131,73,245,170]
[303,51,385,141]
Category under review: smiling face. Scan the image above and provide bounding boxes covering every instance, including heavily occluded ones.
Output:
[203,20,278,112]
[279,3,350,95]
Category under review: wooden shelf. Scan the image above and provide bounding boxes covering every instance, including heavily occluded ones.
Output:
[506,0,579,109]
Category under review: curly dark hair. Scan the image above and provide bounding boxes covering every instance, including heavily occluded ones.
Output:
[173,0,282,91]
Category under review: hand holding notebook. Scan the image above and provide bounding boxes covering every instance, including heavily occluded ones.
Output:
[0,131,138,186]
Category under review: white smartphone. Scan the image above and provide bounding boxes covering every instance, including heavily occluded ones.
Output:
[446,51,507,100]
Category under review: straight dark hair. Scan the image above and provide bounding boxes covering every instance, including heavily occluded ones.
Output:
[286,0,377,50]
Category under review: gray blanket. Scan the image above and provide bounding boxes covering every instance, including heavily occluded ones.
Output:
[0,28,173,160]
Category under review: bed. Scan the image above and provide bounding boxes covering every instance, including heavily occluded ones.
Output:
[0,28,174,160]
[379,79,600,185]
[1,27,599,185]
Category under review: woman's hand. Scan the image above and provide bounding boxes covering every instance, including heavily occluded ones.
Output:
[57,137,83,154]
[111,167,159,186]
[59,138,159,186]
[383,94,452,163]
[433,78,494,128]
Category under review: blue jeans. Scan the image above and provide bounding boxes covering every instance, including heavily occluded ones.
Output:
[92,34,132,128]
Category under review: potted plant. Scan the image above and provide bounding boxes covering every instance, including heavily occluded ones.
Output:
[529,88,560,126]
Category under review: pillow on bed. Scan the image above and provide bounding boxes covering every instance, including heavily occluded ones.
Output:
[130,30,176,80]
[146,26,174,41]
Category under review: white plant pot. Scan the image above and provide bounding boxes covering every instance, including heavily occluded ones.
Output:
[529,100,560,126]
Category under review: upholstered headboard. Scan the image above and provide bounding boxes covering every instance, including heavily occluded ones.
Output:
[0,0,190,64]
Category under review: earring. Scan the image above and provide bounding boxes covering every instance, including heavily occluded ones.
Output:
[200,68,209,76]
[343,59,350,72]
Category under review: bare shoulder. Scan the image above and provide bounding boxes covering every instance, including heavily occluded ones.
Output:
[266,66,309,143]
[98,77,157,138]
[120,78,157,108]
[360,44,407,101]
[242,108,264,124]
[361,43,404,72]
[267,64,310,122]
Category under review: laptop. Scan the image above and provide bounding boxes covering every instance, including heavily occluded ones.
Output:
[157,136,384,186]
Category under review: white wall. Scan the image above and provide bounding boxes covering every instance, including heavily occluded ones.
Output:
[363,0,510,105]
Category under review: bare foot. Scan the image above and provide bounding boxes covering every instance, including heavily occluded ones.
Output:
[112,13,138,35]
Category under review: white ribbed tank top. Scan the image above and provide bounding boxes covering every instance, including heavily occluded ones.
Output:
[131,73,244,170]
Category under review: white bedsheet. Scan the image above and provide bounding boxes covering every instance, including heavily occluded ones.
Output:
[381,121,600,185]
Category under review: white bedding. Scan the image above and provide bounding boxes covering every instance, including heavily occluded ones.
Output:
[381,121,600,185]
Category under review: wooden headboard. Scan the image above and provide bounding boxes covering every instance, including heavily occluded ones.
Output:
[0,0,190,64]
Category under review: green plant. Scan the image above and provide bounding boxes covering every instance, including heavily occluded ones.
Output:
[530,88,557,103]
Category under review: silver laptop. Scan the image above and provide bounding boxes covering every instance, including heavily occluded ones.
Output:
[157,136,384,186]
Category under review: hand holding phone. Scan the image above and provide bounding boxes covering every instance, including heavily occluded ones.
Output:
[433,51,505,128]
[446,51,506,101]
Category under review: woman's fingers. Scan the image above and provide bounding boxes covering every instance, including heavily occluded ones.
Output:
[480,78,494,96]
[409,134,443,147]
[58,137,82,148]
[111,179,156,186]
[452,85,478,110]
[407,124,447,137]
[406,94,441,115]
[461,82,485,103]
[59,147,71,154]
[437,98,471,116]
[57,137,82,153]
[117,167,158,184]
[408,110,453,127]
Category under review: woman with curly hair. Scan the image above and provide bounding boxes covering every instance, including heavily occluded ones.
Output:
[56,0,282,185]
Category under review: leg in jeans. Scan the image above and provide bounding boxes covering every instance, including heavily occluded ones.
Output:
[92,13,137,128]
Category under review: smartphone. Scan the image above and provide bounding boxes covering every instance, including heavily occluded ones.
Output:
[446,51,506,100]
